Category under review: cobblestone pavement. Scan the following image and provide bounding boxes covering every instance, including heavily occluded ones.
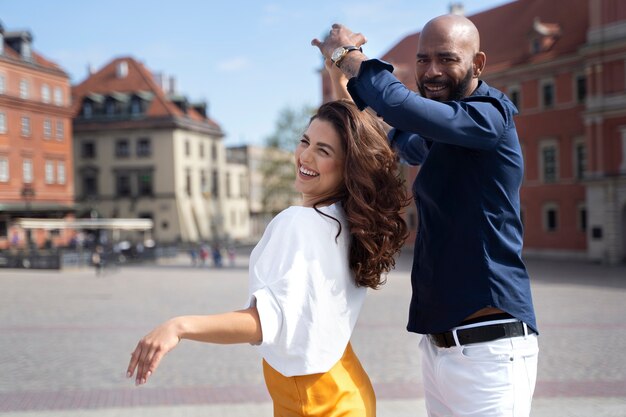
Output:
[1,251,625,417]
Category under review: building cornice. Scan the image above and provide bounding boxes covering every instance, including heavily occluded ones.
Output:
[73,115,224,138]
[0,95,74,117]
[0,55,68,78]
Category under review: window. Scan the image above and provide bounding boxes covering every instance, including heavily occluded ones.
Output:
[0,74,5,94]
[83,174,98,197]
[543,204,558,232]
[201,170,208,193]
[106,99,116,116]
[540,142,558,183]
[211,169,219,196]
[138,171,153,196]
[19,79,29,99]
[577,204,587,232]
[0,220,7,238]
[226,172,231,198]
[541,81,554,108]
[53,87,63,106]
[23,159,33,183]
[508,86,520,110]
[185,140,191,157]
[574,140,586,180]
[55,120,64,139]
[116,173,132,196]
[43,119,52,138]
[211,143,217,162]
[21,116,31,136]
[82,141,96,158]
[576,75,586,103]
[185,170,192,197]
[0,157,8,182]
[137,138,151,157]
[41,84,50,103]
[130,97,142,115]
[45,161,55,184]
[83,102,93,118]
[57,161,66,184]
[0,112,6,133]
[199,143,205,158]
[115,139,130,158]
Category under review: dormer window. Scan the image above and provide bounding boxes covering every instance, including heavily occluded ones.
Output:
[530,17,561,54]
[116,61,128,78]
[131,97,142,115]
[83,102,93,118]
[106,99,116,116]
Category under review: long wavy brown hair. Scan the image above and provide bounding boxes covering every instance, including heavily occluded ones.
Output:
[310,100,409,289]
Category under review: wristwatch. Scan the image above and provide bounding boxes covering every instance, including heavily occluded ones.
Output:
[330,45,362,67]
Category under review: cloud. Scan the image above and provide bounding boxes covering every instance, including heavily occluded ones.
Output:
[216,56,250,72]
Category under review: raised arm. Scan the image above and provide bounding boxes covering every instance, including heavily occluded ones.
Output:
[126,306,262,386]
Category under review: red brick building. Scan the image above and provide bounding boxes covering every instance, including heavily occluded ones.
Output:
[0,23,75,249]
[322,0,626,263]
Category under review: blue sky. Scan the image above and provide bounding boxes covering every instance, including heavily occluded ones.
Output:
[1,0,511,146]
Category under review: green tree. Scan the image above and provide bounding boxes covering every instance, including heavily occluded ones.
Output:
[261,104,315,215]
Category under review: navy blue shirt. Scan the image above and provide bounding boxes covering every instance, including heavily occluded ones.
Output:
[347,59,537,334]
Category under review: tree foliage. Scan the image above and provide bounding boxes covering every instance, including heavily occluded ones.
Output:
[261,104,315,215]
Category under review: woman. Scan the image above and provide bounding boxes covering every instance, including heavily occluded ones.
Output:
[126,100,408,416]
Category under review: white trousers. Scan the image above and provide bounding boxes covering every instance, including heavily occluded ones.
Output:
[419,328,539,417]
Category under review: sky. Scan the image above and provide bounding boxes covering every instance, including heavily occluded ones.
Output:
[1,0,512,146]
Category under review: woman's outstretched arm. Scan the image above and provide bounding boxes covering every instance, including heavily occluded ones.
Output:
[126,306,262,385]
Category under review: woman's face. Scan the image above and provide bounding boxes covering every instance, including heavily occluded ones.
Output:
[294,118,345,207]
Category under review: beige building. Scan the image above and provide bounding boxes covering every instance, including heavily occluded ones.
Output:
[223,158,250,241]
[72,56,241,244]
[227,144,300,238]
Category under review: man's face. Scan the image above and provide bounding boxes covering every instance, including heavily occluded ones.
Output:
[415,28,477,102]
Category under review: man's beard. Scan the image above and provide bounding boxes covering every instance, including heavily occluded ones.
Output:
[417,67,474,101]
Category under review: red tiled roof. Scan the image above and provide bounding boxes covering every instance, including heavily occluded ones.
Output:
[381,0,589,84]
[1,40,67,75]
[72,56,222,130]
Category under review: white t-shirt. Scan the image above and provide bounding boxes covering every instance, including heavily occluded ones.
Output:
[247,203,367,377]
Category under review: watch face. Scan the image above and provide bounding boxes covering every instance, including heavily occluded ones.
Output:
[331,47,345,63]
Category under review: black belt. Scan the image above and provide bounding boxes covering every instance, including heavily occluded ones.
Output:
[428,321,536,348]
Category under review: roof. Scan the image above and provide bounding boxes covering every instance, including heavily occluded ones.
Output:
[380,0,589,85]
[71,56,223,132]
[1,30,67,76]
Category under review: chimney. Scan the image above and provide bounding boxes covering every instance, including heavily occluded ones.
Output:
[87,63,95,76]
[168,76,176,94]
[449,2,465,16]
[116,60,128,78]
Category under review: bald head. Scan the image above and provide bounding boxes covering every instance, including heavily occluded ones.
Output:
[421,14,481,54]
[415,14,486,101]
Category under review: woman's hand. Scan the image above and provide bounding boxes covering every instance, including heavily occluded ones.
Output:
[126,318,181,385]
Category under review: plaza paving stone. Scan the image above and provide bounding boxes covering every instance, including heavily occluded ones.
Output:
[0,251,625,416]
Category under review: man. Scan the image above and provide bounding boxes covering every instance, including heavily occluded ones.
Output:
[313,15,539,417]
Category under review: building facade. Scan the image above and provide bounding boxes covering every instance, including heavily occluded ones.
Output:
[0,23,75,249]
[227,144,301,239]
[72,57,233,244]
[322,0,626,264]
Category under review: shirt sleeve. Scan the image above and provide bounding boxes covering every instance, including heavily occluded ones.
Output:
[389,128,429,165]
[247,208,365,376]
[348,59,510,151]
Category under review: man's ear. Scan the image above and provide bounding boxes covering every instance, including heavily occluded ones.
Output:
[473,52,486,77]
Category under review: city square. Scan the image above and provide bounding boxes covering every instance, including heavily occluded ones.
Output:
[1,251,625,417]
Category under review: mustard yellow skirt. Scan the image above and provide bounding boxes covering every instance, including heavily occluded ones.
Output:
[263,343,376,417]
